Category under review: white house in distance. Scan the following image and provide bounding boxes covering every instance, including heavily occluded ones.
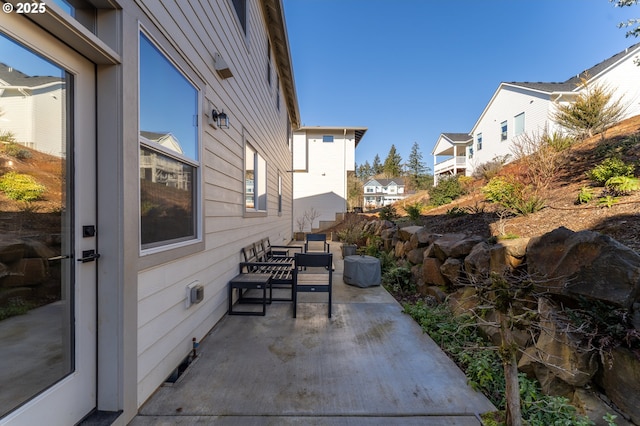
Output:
[432,42,640,183]
[292,126,367,232]
[0,1,299,424]
[431,133,472,185]
[363,178,406,209]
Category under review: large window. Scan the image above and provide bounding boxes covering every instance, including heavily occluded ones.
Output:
[245,142,267,214]
[515,112,525,136]
[139,33,199,249]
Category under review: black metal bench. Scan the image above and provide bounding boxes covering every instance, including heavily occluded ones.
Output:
[228,239,302,315]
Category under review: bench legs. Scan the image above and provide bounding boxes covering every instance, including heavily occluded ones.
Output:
[228,274,272,316]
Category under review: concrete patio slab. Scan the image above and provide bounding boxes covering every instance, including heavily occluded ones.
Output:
[131,248,495,425]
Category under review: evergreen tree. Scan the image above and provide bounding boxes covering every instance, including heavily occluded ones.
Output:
[406,142,432,190]
[552,76,625,139]
[357,160,373,180]
[382,144,402,178]
[372,154,383,175]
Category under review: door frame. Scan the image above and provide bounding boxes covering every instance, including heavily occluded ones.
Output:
[0,12,98,426]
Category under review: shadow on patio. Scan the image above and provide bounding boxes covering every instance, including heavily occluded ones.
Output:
[130,243,494,425]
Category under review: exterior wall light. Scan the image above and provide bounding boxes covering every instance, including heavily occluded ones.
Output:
[211,109,229,129]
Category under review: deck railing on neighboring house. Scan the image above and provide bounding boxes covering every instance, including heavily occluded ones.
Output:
[434,156,467,175]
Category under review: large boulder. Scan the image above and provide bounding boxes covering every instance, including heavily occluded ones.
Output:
[397,226,423,242]
[406,247,426,265]
[440,257,463,285]
[0,239,25,264]
[433,234,485,261]
[490,238,529,273]
[423,257,447,286]
[526,227,640,308]
[595,346,640,425]
[409,229,441,249]
[447,286,479,316]
[394,240,405,258]
[464,242,492,279]
[519,298,598,387]
[573,389,634,426]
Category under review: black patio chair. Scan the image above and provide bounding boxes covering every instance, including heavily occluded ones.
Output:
[292,252,333,318]
[304,233,329,253]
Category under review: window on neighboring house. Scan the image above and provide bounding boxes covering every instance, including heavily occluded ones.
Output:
[366,187,374,193]
[515,112,525,136]
[139,32,199,250]
[231,0,247,34]
[476,133,482,151]
[468,146,474,158]
[322,135,334,143]
[245,142,267,214]
[501,121,508,141]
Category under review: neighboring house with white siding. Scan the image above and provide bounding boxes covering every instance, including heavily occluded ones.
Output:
[432,42,640,182]
[363,178,406,209]
[431,133,472,185]
[292,126,367,231]
[0,1,298,425]
[0,64,65,156]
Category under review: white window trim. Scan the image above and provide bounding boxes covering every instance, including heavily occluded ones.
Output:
[244,135,268,217]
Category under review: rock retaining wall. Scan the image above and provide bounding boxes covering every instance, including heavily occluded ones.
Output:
[365,220,640,425]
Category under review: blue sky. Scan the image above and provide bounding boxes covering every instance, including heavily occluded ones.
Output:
[283,0,640,173]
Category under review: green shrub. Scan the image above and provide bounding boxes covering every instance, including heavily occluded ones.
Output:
[4,143,31,160]
[0,130,16,143]
[405,201,423,221]
[376,250,397,275]
[464,202,486,214]
[428,175,466,206]
[382,266,414,294]
[446,206,467,217]
[378,205,398,221]
[482,176,545,216]
[0,298,35,321]
[586,157,635,186]
[598,195,619,208]
[605,175,640,195]
[0,172,45,201]
[544,131,574,152]
[576,186,594,204]
[362,236,383,257]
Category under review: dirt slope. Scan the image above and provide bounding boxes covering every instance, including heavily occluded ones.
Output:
[393,115,640,252]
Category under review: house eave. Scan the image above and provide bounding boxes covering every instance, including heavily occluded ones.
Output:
[260,0,300,129]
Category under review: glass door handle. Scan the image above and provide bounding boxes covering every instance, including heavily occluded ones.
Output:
[77,250,101,263]
[48,255,72,261]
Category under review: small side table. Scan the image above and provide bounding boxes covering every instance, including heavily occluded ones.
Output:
[228,273,272,316]
[343,255,381,288]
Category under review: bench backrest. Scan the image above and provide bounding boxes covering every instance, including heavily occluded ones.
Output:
[241,244,258,263]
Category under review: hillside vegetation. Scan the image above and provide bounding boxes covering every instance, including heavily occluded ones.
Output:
[390,115,640,253]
